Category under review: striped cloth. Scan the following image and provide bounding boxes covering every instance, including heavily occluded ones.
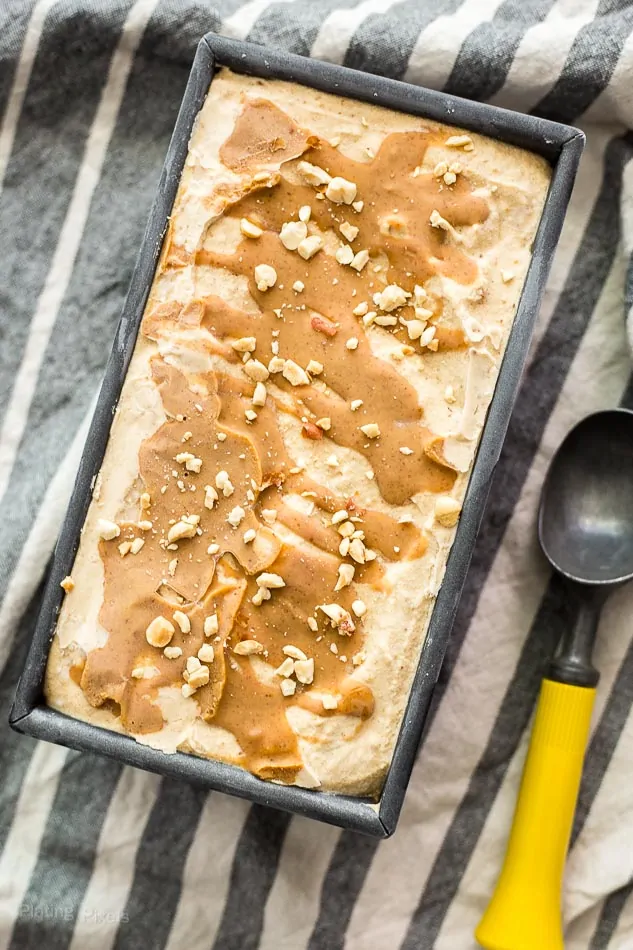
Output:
[1,2,633,948]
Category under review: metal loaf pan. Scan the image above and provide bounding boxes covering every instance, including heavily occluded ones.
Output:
[10,33,584,837]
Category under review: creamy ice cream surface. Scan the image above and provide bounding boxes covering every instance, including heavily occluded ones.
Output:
[45,69,551,796]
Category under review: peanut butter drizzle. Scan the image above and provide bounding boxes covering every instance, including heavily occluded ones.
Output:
[80,96,487,783]
[81,354,426,779]
[190,99,489,504]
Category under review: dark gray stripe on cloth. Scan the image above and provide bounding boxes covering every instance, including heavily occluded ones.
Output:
[211,806,291,950]
[0,583,44,859]
[248,0,360,55]
[401,574,577,949]
[307,831,379,950]
[0,0,132,423]
[305,128,633,950]
[343,0,464,78]
[8,755,124,950]
[534,0,633,123]
[0,1,37,114]
[399,131,633,950]
[444,0,555,101]
[112,779,206,950]
[592,883,633,949]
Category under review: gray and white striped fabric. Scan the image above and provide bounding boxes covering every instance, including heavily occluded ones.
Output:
[1,2,633,948]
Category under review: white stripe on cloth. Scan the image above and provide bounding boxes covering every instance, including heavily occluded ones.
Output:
[0,0,60,196]
[258,818,341,950]
[608,890,633,950]
[163,794,249,950]
[0,400,94,674]
[0,742,68,950]
[310,0,403,64]
[488,0,601,113]
[403,0,504,88]
[220,0,299,40]
[621,156,633,349]
[343,131,623,950]
[0,0,159,509]
[67,768,162,950]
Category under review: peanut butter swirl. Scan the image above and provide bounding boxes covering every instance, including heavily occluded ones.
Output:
[77,93,492,783]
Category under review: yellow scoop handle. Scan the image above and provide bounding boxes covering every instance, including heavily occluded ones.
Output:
[476,679,596,950]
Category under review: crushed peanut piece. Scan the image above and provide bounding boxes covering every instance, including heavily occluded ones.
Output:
[227,506,245,528]
[340,221,359,242]
[138,520,153,531]
[350,399,363,411]
[243,358,269,382]
[275,657,295,678]
[231,336,256,353]
[335,563,355,591]
[164,646,182,659]
[204,485,218,509]
[435,496,462,527]
[254,263,277,291]
[240,218,263,239]
[297,161,332,187]
[445,134,474,150]
[167,520,197,543]
[252,382,267,407]
[360,423,381,439]
[335,244,355,265]
[299,205,311,222]
[283,645,307,661]
[243,528,256,544]
[188,665,210,689]
[306,359,323,375]
[352,599,367,618]
[293,280,305,292]
[204,614,219,637]
[97,519,120,541]
[215,471,234,496]
[198,643,215,663]
[173,610,191,634]
[319,603,355,633]
[130,537,145,555]
[350,249,369,271]
[60,576,74,593]
[307,616,318,632]
[283,359,310,387]
[118,541,132,557]
[399,446,414,456]
[353,301,368,316]
[280,679,296,697]
[297,234,323,260]
[326,176,357,204]
[373,284,411,311]
[294,658,315,685]
[280,220,308,250]
[146,616,175,648]
[352,200,364,212]
[322,694,339,710]
[234,639,264,656]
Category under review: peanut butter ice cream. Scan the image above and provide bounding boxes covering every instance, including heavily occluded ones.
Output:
[45,69,551,796]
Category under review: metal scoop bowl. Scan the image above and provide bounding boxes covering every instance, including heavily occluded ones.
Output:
[477,408,633,950]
